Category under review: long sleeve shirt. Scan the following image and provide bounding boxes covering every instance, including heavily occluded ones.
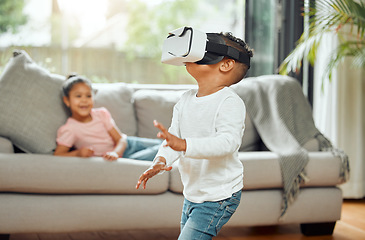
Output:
[156,87,245,203]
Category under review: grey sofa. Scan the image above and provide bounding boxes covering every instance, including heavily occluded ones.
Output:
[0,50,349,238]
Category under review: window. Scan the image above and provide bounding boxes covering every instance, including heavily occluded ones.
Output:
[245,0,305,82]
[245,0,276,77]
[0,0,246,84]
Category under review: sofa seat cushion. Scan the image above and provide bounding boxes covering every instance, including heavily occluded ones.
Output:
[0,153,168,194]
[240,151,345,190]
[169,151,345,193]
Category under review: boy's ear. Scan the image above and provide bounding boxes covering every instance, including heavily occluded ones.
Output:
[219,59,235,72]
[63,96,70,107]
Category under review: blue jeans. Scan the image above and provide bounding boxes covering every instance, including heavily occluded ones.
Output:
[122,136,162,161]
[179,190,242,240]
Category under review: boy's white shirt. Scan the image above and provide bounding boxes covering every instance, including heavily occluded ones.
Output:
[155,87,245,203]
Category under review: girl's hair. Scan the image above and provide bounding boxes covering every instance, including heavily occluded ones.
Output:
[62,74,92,97]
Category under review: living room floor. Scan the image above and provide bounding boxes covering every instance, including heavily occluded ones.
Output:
[9,199,365,240]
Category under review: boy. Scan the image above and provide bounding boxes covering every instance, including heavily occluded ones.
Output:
[136,31,253,239]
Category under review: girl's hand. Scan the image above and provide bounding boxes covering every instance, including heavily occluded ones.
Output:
[154,120,186,152]
[136,157,172,189]
[103,151,119,161]
[78,147,94,157]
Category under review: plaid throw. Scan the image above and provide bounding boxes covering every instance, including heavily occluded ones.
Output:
[232,75,349,218]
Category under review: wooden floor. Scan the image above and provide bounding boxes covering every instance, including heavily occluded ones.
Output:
[9,198,365,240]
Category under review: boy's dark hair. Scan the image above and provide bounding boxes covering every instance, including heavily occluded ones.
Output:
[62,74,92,97]
[218,32,253,83]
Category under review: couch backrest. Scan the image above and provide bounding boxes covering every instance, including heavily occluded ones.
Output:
[92,82,263,152]
[127,84,262,152]
[0,50,262,154]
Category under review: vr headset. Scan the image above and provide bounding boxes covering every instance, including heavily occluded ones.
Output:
[161,26,250,68]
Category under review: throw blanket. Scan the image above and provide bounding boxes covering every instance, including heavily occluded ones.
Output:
[232,75,350,218]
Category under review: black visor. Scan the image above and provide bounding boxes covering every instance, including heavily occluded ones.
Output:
[195,33,225,65]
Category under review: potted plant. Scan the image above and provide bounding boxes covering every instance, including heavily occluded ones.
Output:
[279,0,365,81]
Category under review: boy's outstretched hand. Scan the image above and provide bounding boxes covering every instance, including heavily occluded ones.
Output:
[153,120,186,152]
[136,157,172,189]
[136,120,184,190]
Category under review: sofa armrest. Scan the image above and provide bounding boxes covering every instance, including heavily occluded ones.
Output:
[0,136,14,153]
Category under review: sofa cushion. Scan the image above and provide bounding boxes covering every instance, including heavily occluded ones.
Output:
[93,83,137,136]
[240,114,261,151]
[230,83,262,151]
[169,161,183,193]
[169,150,345,193]
[0,153,169,194]
[133,87,261,152]
[0,50,68,154]
[133,89,185,138]
[0,137,14,153]
[240,151,345,189]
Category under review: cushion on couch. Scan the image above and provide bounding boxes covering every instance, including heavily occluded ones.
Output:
[0,153,169,194]
[230,83,263,151]
[0,137,14,153]
[0,50,68,154]
[133,87,262,151]
[133,89,185,139]
[0,51,139,153]
[93,83,137,136]
[169,151,344,193]
[239,114,261,151]
[0,50,261,155]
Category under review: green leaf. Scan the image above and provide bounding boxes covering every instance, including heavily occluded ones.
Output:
[279,0,365,84]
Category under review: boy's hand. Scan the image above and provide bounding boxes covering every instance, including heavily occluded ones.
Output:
[136,157,172,190]
[103,151,119,161]
[78,147,94,157]
[154,120,186,152]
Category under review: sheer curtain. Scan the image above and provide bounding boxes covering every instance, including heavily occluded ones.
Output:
[313,32,365,199]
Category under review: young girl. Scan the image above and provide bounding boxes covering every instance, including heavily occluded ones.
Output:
[54,75,161,161]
